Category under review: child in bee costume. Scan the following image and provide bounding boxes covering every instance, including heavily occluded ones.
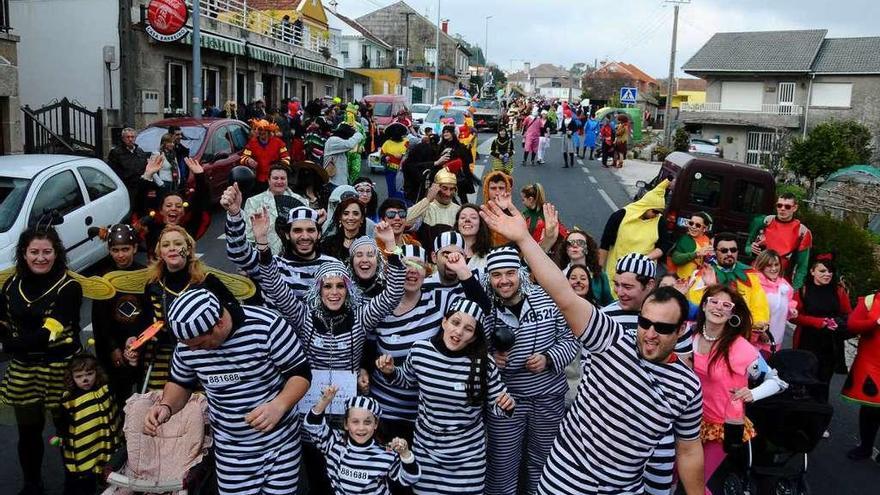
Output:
[56,353,120,495]
[306,391,421,494]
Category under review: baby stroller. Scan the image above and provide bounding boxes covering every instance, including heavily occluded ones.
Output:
[102,392,216,495]
[710,349,833,495]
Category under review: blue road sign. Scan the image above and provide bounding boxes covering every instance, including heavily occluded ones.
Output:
[620,87,638,104]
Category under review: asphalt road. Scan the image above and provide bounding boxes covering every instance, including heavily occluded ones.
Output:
[1,131,876,493]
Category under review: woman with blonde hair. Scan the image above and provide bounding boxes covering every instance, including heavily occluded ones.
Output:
[753,249,798,353]
[520,183,546,237]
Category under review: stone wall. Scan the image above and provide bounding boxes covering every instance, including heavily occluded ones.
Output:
[0,33,21,154]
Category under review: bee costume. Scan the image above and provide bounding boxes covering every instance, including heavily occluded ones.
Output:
[57,383,120,478]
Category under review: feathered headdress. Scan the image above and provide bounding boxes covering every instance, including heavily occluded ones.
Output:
[250,118,280,134]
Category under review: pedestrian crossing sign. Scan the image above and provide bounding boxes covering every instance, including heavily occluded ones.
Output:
[620,87,638,104]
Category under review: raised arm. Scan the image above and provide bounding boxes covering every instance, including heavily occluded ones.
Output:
[220,183,259,275]
[359,232,406,332]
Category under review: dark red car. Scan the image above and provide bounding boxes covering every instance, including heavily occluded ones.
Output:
[136,117,251,203]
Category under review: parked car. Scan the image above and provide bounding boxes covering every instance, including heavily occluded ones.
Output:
[472,99,501,131]
[0,155,131,271]
[420,106,471,137]
[136,117,250,204]
[634,152,776,247]
[363,94,410,133]
[689,137,722,157]
[410,103,432,128]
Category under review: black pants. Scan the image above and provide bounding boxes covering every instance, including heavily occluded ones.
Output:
[859,405,880,450]
[15,404,61,489]
[601,142,612,166]
[301,441,333,495]
[63,471,97,495]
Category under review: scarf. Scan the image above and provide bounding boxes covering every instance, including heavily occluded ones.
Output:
[713,261,752,287]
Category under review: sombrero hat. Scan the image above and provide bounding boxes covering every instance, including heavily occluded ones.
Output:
[293,160,329,184]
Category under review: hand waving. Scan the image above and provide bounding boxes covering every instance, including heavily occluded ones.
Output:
[376,354,395,375]
[374,220,395,249]
[220,183,242,215]
[480,201,530,243]
[184,157,204,174]
[250,206,271,244]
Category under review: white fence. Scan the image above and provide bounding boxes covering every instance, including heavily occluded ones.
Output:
[681,102,804,116]
[199,0,330,53]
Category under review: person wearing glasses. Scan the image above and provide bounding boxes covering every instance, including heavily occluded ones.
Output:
[553,227,612,307]
[479,201,705,495]
[378,198,421,248]
[691,284,786,491]
[353,177,379,223]
[687,233,770,337]
[747,192,812,289]
[668,212,713,280]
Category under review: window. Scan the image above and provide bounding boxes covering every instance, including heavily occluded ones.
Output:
[283,80,291,99]
[720,81,762,111]
[341,50,349,63]
[747,131,777,166]
[228,125,249,152]
[686,171,723,209]
[732,180,766,216]
[361,44,368,64]
[424,47,437,67]
[30,170,85,224]
[78,167,117,201]
[236,72,248,105]
[203,67,221,108]
[0,177,31,233]
[395,48,406,66]
[325,85,333,97]
[165,62,187,112]
[810,82,852,108]
[206,129,233,156]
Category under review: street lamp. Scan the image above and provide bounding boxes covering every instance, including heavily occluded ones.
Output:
[484,15,492,76]
[433,0,441,104]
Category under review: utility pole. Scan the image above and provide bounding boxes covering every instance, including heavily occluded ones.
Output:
[433,0,441,104]
[663,0,689,144]
[402,12,414,99]
[483,15,492,97]
[192,1,203,119]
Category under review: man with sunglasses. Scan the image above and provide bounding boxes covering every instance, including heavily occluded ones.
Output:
[747,192,812,289]
[688,233,770,332]
[379,198,420,247]
[407,169,460,249]
[479,201,705,495]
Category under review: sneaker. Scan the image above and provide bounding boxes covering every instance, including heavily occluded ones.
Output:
[822,430,830,438]
[847,445,873,460]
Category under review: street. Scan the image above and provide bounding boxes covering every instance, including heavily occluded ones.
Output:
[0,131,875,494]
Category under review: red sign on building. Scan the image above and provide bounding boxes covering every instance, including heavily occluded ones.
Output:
[145,0,189,42]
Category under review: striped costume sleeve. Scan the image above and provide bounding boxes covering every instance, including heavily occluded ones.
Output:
[265,314,310,380]
[485,357,513,417]
[543,309,579,372]
[579,307,625,353]
[225,212,259,275]
[258,259,308,330]
[169,347,198,389]
[390,454,421,487]
[673,387,703,442]
[304,411,341,455]
[390,350,418,389]
[357,257,406,334]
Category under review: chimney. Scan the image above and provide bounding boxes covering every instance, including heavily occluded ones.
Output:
[524,62,531,77]
[441,19,449,34]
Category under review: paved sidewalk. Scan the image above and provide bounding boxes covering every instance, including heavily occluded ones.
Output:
[607,159,661,198]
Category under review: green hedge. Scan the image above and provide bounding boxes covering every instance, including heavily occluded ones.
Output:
[775,183,808,202]
[798,208,880,297]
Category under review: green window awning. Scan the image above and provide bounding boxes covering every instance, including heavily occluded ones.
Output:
[247,45,292,65]
[181,32,246,56]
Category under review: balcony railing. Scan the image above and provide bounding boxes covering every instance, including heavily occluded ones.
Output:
[681,102,804,116]
[198,0,330,53]
[1,0,11,33]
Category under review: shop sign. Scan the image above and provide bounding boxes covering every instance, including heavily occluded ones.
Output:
[146,0,189,42]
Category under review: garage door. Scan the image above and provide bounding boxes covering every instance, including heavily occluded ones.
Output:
[720,82,763,111]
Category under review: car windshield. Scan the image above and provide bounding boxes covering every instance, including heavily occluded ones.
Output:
[136,126,207,154]
[0,177,32,233]
[473,100,499,109]
[372,102,393,117]
[425,108,466,124]
[439,97,470,107]
[411,104,432,113]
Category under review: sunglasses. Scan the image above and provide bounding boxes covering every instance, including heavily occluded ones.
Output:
[637,315,679,335]
[567,239,588,248]
[776,203,794,210]
[717,247,738,254]
[706,297,736,311]
[384,210,408,219]
[687,221,705,228]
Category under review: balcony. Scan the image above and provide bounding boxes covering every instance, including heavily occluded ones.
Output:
[1,0,10,32]
[679,102,803,128]
[198,0,330,55]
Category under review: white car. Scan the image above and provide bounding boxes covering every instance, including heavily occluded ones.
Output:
[0,155,131,271]
[688,138,722,157]
[410,104,432,127]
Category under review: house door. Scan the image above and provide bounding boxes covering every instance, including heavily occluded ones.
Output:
[777,82,795,115]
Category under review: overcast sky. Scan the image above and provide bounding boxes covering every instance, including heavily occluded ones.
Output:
[332,0,878,78]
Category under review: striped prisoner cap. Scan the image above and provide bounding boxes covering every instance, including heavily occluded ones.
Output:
[349,236,377,256]
[167,289,222,341]
[486,246,521,273]
[433,231,465,253]
[346,396,382,417]
[315,260,349,281]
[448,297,484,322]
[288,206,319,224]
[401,244,426,263]
[615,252,656,279]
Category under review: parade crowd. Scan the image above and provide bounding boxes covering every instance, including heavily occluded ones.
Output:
[1,93,879,495]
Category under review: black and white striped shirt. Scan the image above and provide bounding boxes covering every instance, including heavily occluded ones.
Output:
[225,211,336,297]
[479,286,579,397]
[258,256,406,372]
[169,305,311,452]
[304,411,421,494]
[537,309,702,494]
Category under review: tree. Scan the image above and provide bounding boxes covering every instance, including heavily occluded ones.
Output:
[569,63,586,78]
[672,128,690,152]
[758,128,792,179]
[785,121,874,196]
[582,73,631,102]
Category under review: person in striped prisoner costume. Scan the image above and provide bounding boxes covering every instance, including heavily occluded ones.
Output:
[306,391,421,494]
[222,182,336,299]
[368,243,487,449]
[464,246,579,495]
[254,214,405,494]
[479,200,705,495]
[375,298,516,495]
[144,288,311,495]
[0,226,84,495]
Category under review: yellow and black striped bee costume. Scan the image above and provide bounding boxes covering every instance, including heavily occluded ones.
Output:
[58,383,120,473]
